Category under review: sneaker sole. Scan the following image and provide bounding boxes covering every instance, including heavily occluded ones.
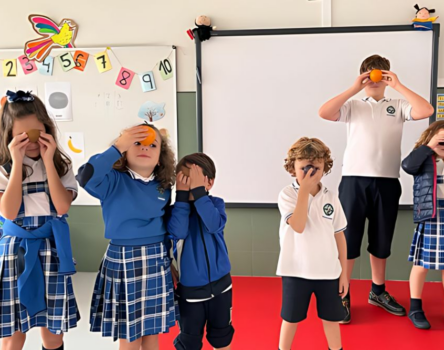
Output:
[368,299,406,316]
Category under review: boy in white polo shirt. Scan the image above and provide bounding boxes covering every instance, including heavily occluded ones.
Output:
[277,137,347,350]
[319,55,434,323]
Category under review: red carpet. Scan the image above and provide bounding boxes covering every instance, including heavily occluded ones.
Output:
[160,277,444,350]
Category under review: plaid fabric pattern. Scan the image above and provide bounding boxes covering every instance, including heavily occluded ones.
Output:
[90,242,177,342]
[0,236,80,337]
[409,177,444,270]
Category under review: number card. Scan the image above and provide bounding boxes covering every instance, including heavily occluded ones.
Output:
[139,71,157,92]
[2,59,17,77]
[38,56,54,76]
[74,51,89,71]
[58,53,76,72]
[115,67,135,90]
[94,51,112,73]
[158,58,173,80]
[18,55,38,75]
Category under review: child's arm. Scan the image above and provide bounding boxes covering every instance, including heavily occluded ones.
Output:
[39,132,74,215]
[334,197,348,298]
[318,72,371,121]
[287,168,322,233]
[0,133,29,220]
[76,126,149,200]
[76,146,121,200]
[335,231,348,298]
[193,190,227,234]
[188,165,227,233]
[167,172,191,239]
[381,71,434,120]
[402,146,435,175]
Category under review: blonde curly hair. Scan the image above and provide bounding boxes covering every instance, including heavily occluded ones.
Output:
[284,137,333,177]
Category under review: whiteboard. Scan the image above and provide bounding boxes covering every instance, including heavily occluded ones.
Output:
[0,46,177,205]
[200,27,439,206]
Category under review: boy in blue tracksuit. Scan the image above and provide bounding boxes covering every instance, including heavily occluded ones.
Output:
[168,153,234,350]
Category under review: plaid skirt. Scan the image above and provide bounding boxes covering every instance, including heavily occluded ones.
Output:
[90,242,178,342]
[0,236,80,338]
[409,199,444,270]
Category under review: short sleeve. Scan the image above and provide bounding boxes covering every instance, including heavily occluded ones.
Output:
[333,196,347,233]
[278,188,296,224]
[0,167,9,193]
[337,100,353,123]
[61,166,79,200]
[400,99,413,122]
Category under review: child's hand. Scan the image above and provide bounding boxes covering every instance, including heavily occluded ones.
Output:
[39,132,57,165]
[114,126,149,153]
[176,171,191,191]
[339,273,349,298]
[189,164,209,190]
[8,133,29,164]
[299,167,322,194]
[171,264,179,288]
[427,130,444,151]
[352,71,372,93]
[381,70,401,90]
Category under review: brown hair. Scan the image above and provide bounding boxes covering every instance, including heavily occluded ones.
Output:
[176,153,216,179]
[0,94,71,180]
[113,123,176,190]
[284,137,333,176]
[415,120,444,149]
[360,55,390,74]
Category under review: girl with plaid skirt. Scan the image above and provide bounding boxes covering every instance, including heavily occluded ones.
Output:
[402,120,444,330]
[76,124,177,349]
[0,91,80,350]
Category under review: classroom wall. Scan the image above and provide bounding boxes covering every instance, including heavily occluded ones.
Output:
[1,1,442,281]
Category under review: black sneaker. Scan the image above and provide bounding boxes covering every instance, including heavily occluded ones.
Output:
[368,291,406,316]
[408,310,431,329]
[339,297,351,324]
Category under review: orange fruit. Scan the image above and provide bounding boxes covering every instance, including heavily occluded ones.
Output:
[140,125,157,146]
[370,69,383,83]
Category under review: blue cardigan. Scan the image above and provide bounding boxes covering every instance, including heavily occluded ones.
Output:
[167,187,231,298]
[76,146,170,245]
[402,145,436,223]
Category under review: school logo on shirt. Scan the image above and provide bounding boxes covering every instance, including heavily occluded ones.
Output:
[386,106,396,116]
[323,204,334,218]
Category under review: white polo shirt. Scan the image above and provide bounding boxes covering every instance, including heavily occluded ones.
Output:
[338,97,413,178]
[0,157,78,217]
[276,181,347,280]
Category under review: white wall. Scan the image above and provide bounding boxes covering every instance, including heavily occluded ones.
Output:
[0,1,441,89]
[333,0,444,86]
[0,0,322,92]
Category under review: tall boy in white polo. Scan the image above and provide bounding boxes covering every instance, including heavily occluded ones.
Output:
[318,55,434,323]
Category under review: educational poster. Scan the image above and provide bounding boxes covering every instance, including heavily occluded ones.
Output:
[0,46,177,205]
[45,82,72,122]
[438,93,444,119]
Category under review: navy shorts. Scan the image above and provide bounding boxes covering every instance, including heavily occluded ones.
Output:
[339,176,401,259]
[281,277,345,323]
[174,289,234,350]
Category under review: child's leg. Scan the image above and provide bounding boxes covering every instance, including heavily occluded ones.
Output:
[206,289,234,350]
[410,265,428,298]
[279,320,298,350]
[40,328,63,350]
[322,321,341,350]
[119,338,142,350]
[140,335,159,350]
[1,332,26,350]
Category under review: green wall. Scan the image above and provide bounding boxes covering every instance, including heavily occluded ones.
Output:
[67,92,442,282]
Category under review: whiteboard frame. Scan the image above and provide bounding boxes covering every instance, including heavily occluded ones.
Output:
[195,24,440,209]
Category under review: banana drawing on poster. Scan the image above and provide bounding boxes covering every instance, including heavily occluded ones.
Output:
[64,132,85,160]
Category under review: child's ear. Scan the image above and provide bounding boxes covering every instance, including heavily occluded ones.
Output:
[206,178,215,191]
